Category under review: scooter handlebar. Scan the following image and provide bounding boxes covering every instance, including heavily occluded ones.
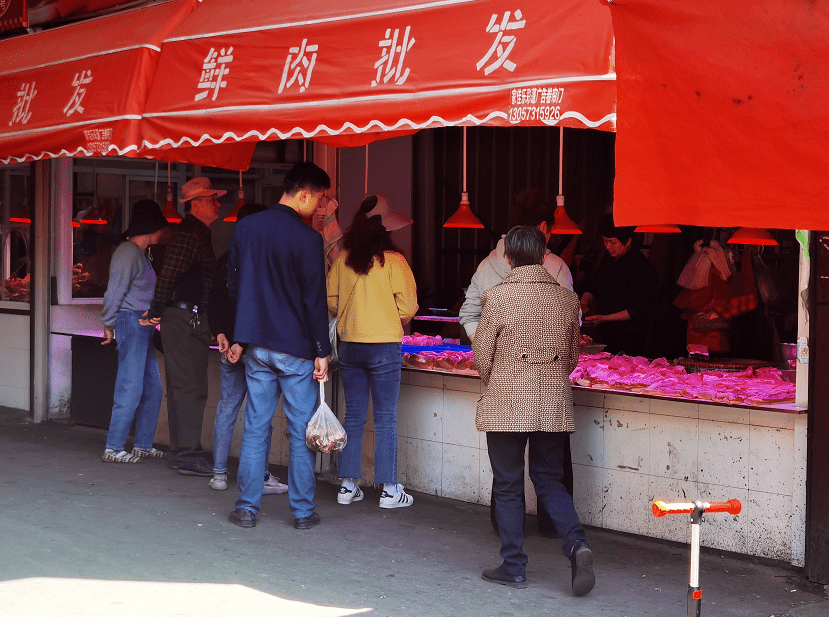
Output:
[652,499,742,518]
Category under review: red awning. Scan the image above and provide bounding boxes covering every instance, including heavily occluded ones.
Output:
[0,0,197,165]
[138,0,616,157]
[607,0,829,230]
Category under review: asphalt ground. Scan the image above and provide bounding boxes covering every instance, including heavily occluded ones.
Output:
[1,409,827,617]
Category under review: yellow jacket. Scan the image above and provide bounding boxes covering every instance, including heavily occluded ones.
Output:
[327,251,418,343]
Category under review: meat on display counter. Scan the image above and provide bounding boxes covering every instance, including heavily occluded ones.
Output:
[391,342,806,566]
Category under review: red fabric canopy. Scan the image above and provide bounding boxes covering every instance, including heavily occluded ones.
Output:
[607,0,829,230]
[0,0,197,165]
[138,0,616,158]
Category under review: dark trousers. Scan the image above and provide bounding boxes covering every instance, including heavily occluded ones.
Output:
[160,307,211,462]
[487,431,587,577]
[490,434,573,536]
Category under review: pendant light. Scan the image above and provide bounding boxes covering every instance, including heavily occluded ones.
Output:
[162,162,183,223]
[549,127,582,235]
[444,126,484,229]
[79,163,108,224]
[223,171,245,222]
[10,206,31,224]
[727,227,778,246]
[634,224,682,233]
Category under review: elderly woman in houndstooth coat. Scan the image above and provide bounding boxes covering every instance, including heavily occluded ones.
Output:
[472,225,595,596]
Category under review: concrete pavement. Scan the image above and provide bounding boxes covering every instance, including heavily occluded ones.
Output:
[1,409,827,617]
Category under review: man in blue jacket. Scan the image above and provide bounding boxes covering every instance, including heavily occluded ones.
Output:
[227,162,332,530]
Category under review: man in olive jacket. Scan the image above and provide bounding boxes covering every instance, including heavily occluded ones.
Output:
[473,225,595,596]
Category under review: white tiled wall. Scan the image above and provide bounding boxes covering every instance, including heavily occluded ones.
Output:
[394,372,806,566]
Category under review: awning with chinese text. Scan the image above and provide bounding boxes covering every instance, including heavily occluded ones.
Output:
[138,0,616,154]
[0,0,197,165]
[607,0,829,230]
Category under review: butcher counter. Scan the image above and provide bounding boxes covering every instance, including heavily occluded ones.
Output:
[389,365,807,567]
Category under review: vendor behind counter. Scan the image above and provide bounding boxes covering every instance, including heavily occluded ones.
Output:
[580,215,658,357]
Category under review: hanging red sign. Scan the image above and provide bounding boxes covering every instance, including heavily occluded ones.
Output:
[0,0,27,32]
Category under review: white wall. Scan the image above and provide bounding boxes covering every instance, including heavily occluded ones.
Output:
[0,313,30,411]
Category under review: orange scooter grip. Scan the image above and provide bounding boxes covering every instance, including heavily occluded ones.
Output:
[651,499,741,518]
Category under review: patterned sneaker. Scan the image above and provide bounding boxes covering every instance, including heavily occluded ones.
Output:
[337,483,364,505]
[263,471,288,494]
[209,473,228,491]
[379,484,414,509]
[131,447,165,459]
[102,449,142,464]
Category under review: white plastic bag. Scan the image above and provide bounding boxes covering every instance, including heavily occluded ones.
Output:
[305,380,347,453]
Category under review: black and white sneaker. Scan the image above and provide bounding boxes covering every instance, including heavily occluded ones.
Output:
[337,483,363,505]
[379,484,414,509]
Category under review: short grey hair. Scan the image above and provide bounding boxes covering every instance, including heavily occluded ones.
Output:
[504,225,546,268]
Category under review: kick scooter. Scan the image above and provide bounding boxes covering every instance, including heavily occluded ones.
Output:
[652,498,742,617]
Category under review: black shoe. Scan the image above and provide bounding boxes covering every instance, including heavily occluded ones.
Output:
[294,512,321,530]
[571,544,595,596]
[228,508,256,528]
[481,565,528,589]
[175,458,213,477]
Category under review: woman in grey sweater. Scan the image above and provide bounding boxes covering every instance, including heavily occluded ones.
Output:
[100,200,169,463]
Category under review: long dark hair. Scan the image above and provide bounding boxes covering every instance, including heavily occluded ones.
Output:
[342,195,401,275]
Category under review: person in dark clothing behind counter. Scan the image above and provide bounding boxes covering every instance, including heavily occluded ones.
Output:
[580,214,658,357]
[140,177,224,477]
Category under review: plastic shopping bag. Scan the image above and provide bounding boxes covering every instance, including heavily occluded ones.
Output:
[305,380,347,453]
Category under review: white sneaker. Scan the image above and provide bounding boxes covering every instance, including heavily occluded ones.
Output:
[131,447,165,459]
[379,484,414,509]
[263,471,288,494]
[337,483,364,505]
[102,449,142,464]
[209,473,228,491]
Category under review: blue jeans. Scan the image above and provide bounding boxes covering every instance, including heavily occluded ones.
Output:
[337,342,402,484]
[212,353,272,474]
[236,346,317,518]
[105,310,163,451]
[487,431,588,577]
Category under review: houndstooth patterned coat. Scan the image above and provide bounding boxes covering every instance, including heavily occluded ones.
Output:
[472,264,580,433]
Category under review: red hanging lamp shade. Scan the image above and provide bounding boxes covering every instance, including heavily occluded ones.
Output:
[224,171,245,222]
[549,129,582,235]
[444,193,484,228]
[443,127,484,229]
[727,227,778,246]
[10,206,31,224]
[162,163,182,222]
[79,205,108,225]
[634,224,682,233]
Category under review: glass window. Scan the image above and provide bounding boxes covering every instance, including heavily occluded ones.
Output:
[71,160,185,299]
[1,165,34,303]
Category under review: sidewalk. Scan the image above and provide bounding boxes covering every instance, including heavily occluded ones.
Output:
[1,409,826,617]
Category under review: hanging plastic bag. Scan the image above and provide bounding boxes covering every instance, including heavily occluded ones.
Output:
[752,251,779,305]
[306,380,347,453]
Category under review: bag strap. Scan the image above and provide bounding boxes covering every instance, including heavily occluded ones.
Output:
[319,379,325,404]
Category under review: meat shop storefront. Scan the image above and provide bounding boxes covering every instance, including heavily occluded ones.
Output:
[1,0,827,580]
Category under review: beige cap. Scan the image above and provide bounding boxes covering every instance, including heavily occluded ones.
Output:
[179,177,227,203]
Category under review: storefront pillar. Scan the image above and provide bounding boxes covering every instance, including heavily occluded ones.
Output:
[31,160,51,422]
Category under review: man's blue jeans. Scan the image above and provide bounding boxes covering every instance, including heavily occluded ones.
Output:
[105,310,163,452]
[235,346,317,518]
[337,341,402,484]
[213,354,272,475]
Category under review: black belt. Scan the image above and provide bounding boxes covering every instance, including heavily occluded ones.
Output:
[171,301,203,313]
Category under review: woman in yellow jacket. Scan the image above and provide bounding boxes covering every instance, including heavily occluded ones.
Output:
[327,195,418,508]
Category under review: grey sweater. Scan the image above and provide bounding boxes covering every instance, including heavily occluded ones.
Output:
[459,236,574,337]
[100,241,157,328]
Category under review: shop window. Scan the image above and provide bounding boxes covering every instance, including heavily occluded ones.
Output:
[70,160,185,300]
[1,165,34,303]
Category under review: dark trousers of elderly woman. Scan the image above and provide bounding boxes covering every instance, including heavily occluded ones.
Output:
[487,431,588,577]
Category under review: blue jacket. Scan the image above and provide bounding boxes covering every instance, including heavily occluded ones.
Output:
[228,204,332,360]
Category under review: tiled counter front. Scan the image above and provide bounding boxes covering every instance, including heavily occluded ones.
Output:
[396,369,807,567]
